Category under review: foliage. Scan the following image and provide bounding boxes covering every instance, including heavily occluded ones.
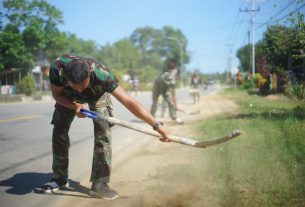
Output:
[0,27,34,71]
[262,25,296,71]
[276,69,289,93]
[236,0,305,98]
[1,0,190,85]
[96,39,140,71]
[236,44,251,73]
[0,0,64,71]
[286,82,305,100]
[253,57,271,95]
[287,6,305,59]
[97,28,189,84]
[15,74,36,95]
[202,89,305,207]
[236,39,269,75]
[137,65,160,82]
[242,77,255,90]
[293,83,305,100]
[129,26,189,69]
[254,73,267,88]
[56,33,98,59]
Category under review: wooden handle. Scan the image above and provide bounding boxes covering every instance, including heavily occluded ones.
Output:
[81,109,240,148]
[105,116,197,146]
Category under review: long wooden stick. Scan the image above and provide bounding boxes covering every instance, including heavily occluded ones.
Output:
[80,109,241,148]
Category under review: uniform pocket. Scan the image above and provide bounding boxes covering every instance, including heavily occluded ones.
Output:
[51,104,75,127]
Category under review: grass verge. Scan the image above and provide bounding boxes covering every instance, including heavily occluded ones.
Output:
[199,89,305,207]
[132,88,305,207]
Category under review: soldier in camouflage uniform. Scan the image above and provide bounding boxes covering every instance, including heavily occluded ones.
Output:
[189,70,203,104]
[150,59,183,124]
[35,55,170,200]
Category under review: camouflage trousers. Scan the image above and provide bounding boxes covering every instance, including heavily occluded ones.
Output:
[150,86,177,120]
[51,94,113,183]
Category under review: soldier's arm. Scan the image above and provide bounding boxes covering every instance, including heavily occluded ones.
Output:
[51,84,85,117]
[111,85,169,142]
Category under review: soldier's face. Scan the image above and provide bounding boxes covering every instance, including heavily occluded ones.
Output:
[68,76,90,92]
[169,61,176,69]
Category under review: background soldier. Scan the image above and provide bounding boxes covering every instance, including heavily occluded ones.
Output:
[189,70,203,104]
[150,59,183,124]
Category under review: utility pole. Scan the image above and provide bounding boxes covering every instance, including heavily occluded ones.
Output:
[240,0,260,76]
[225,42,234,82]
[248,30,251,80]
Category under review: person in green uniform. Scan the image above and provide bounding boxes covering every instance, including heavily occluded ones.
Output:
[35,54,169,200]
[189,70,203,104]
[150,59,183,124]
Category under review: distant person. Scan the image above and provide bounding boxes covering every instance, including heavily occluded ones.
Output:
[150,59,183,124]
[35,54,170,200]
[189,70,203,104]
[132,77,140,95]
[236,71,243,86]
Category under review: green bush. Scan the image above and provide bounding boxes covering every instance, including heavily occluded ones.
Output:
[16,75,37,96]
[243,78,255,90]
[293,83,305,100]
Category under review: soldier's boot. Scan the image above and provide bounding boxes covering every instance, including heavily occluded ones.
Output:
[89,180,118,200]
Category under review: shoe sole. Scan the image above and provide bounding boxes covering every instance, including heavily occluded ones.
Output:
[89,190,118,200]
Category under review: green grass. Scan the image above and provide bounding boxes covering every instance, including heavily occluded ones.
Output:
[134,88,305,207]
[197,88,305,207]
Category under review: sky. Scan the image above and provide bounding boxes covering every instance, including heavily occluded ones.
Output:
[4,0,305,73]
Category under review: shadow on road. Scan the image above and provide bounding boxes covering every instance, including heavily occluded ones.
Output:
[0,172,52,195]
[0,172,91,197]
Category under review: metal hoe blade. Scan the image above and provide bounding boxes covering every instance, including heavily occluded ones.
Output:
[194,130,241,148]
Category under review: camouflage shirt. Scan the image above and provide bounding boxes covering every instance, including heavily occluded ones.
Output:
[49,54,119,103]
[154,69,177,91]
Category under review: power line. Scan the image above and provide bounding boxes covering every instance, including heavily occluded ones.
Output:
[240,30,249,46]
[269,0,297,19]
[256,1,304,30]
[225,42,234,79]
[268,2,305,23]
[229,0,247,41]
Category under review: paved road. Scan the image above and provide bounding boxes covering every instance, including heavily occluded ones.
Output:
[0,86,215,207]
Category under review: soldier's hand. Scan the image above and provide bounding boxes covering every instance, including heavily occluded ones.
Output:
[157,125,171,142]
[74,102,86,118]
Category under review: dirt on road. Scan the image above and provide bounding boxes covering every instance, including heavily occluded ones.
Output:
[54,90,238,207]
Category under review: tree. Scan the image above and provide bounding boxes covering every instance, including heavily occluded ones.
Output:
[129,26,189,70]
[262,25,292,70]
[236,0,305,78]
[0,0,64,71]
[236,44,251,73]
[287,9,305,79]
[162,25,189,65]
[0,26,33,71]
[96,39,140,72]
[56,33,98,59]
